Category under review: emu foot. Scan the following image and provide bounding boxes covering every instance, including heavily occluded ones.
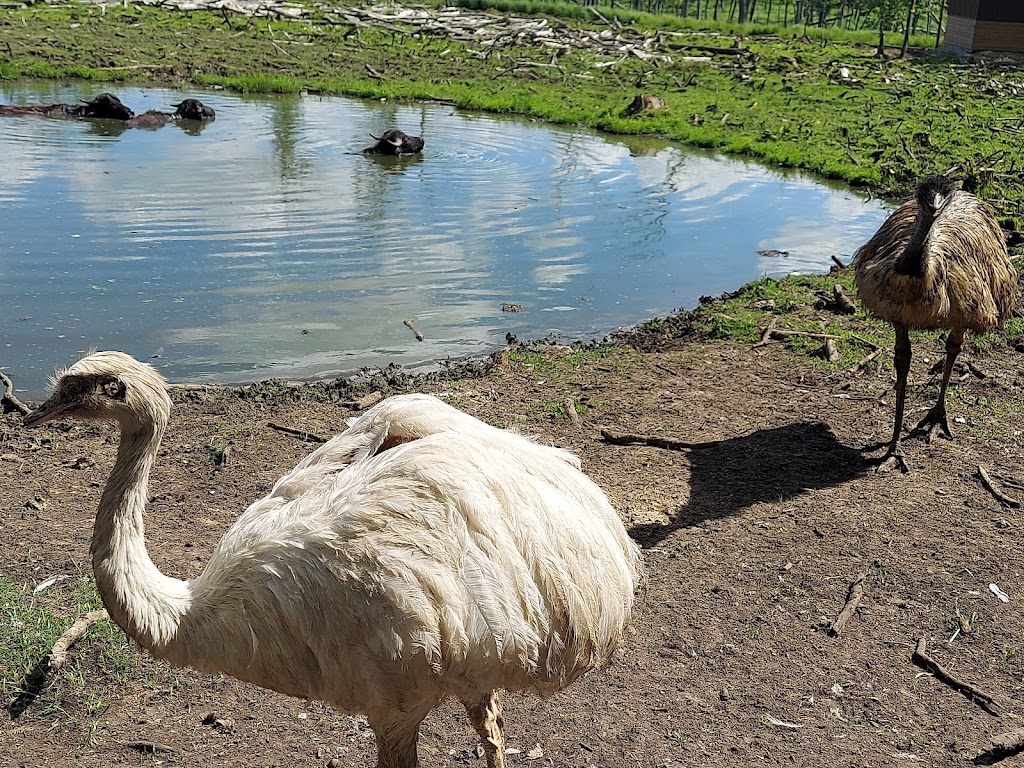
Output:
[875,446,910,474]
[913,407,952,444]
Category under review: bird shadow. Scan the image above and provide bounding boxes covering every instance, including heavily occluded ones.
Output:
[626,421,869,548]
[6,656,50,719]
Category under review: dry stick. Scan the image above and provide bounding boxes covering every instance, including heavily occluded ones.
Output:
[49,609,109,671]
[973,728,1024,766]
[911,637,1001,716]
[830,254,848,270]
[0,372,30,415]
[823,338,841,362]
[849,347,884,373]
[267,422,328,443]
[827,572,865,638]
[598,430,733,454]
[403,318,424,341]
[565,397,582,426]
[978,465,1022,509]
[753,328,840,349]
[832,283,858,314]
[345,391,384,411]
[124,742,179,755]
[759,317,777,345]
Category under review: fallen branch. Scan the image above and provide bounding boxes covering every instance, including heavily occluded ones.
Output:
[344,391,384,411]
[978,465,1021,509]
[49,609,108,671]
[403,318,424,341]
[974,728,1024,765]
[565,397,581,426]
[849,347,884,372]
[832,283,857,314]
[267,422,328,443]
[124,742,179,755]
[753,328,840,349]
[822,338,841,362]
[912,637,1001,716]
[830,254,848,270]
[827,572,865,638]
[600,428,699,451]
[1,372,31,415]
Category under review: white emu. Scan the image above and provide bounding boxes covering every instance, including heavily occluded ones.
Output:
[24,351,642,768]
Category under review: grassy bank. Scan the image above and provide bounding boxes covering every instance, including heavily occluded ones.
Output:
[1,1,1021,224]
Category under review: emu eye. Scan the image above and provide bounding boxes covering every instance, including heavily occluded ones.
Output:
[101,378,126,400]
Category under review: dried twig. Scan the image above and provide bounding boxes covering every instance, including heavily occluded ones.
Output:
[344,391,384,411]
[830,254,848,270]
[973,728,1024,765]
[822,338,841,362]
[565,397,581,426]
[600,428,701,451]
[267,422,328,443]
[912,637,1001,716]
[403,318,424,341]
[49,609,108,671]
[827,572,865,638]
[849,347,884,372]
[124,742,179,755]
[753,328,840,349]
[1,372,31,415]
[832,283,857,314]
[978,465,1021,509]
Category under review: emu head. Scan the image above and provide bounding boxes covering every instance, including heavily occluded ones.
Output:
[24,351,171,432]
[172,99,216,121]
[915,175,957,215]
[79,93,134,120]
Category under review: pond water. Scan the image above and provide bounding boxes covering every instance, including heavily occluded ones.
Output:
[1,83,891,398]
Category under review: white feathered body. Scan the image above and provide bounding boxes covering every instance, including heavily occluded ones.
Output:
[146,395,640,722]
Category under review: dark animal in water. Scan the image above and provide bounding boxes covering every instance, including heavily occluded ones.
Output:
[0,93,134,120]
[127,99,216,130]
[362,129,424,156]
[853,175,1018,473]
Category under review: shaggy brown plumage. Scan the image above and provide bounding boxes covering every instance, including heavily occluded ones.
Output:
[854,175,1018,472]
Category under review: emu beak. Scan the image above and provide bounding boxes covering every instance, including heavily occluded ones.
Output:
[23,396,71,427]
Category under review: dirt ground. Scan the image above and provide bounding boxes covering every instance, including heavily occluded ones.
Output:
[2,321,1024,768]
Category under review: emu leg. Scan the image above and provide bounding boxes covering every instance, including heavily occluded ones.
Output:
[914,328,965,443]
[370,710,429,768]
[465,691,507,768]
[877,324,911,473]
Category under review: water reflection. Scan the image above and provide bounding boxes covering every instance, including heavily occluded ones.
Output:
[0,83,891,397]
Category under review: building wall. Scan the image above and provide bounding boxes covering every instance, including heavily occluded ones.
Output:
[945,0,1024,51]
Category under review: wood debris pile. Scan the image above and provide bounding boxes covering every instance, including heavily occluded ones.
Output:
[324,4,674,65]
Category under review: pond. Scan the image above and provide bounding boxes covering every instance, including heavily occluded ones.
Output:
[1,83,891,398]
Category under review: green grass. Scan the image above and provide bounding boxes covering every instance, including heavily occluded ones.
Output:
[1,574,131,720]
[1,2,1022,220]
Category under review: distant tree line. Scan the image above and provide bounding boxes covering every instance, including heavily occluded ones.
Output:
[596,0,945,39]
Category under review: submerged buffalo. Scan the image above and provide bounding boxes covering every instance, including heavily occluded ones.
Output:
[127,98,216,130]
[362,129,424,156]
[0,92,134,120]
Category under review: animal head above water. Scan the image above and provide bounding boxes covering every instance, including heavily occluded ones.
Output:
[172,99,216,121]
[78,93,135,120]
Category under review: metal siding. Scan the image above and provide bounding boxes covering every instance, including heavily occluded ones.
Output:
[977,0,1024,23]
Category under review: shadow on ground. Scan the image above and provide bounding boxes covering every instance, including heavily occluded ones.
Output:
[627,421,868,547]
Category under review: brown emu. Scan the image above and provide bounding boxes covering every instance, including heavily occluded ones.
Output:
[853,175,1018,472]
[0,93,134,120]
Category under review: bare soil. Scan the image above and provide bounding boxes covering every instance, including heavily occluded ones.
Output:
[2,325,1024,768]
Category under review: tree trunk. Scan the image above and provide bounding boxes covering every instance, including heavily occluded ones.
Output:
[934,0,945,48]
[900,0,917,57]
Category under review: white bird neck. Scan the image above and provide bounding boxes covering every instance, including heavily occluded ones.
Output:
[93,419,192,652]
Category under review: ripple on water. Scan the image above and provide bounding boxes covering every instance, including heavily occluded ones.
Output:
[0,85,892,397]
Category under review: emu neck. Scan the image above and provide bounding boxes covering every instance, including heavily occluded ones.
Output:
[93,420,191,652]
[894,205,935,278]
